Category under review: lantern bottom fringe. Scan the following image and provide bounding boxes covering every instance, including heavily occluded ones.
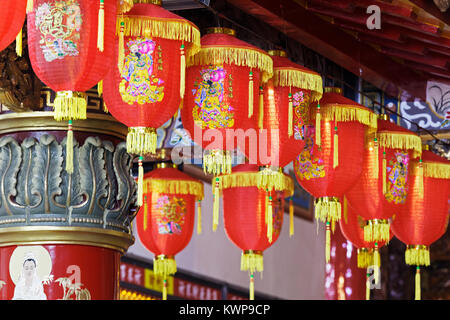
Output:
[364,220,390,243]
[314,197,341,229]
[53,91,87,121]
[405,246,430,266]
[127,127,157,155]
[257,167,286,192]
[203,150,232,176]
[154,256,177,278]
[241,251,263,274]
[357,249,375,269]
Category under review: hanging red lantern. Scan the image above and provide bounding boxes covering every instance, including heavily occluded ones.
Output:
[136,163,204,300]
[218,164,293,299]
[293,87,377,262]
[181,27,273,176]
[391,148,450,300]
[346,115,422,246]
[0,0,27,57]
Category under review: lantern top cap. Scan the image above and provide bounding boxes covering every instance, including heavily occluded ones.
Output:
[378,113,390,121]
[134,0,162,5]
[205,27,236,37]
[324,87,343,95]
[156,162,177,169]
[268,50,287,57]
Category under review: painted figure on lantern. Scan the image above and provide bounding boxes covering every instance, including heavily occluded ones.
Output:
[35,0,83,62]
[293,90,309,140]
[12,252,47,300]
[156,196,186,235]
[120,38,165,105]
[385,151,409,204]
[294,127,325,180]
[192,66,234,129]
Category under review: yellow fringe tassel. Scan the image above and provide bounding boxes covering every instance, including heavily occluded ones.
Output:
[405,246,430,266]
[318,104,378,129]
[97,0,105,52]
[97,80,103,97]
[364,219,390,243]
[422,161,450,179]
[249,274,255,300]
[127,127,157,155]
[376,131,422,158]
[257,167,286,192]
[264,192,269,225]
[273,68,323,102]
[53,91,87,121]
[146,179,204,200]
[417,160,424,198]
[289,198,294,237]
[248,71,254,118]
[118,19,125,73]
[16,29,22,57]
[240,251,264,274]
[197,200,202,235]
[258,87,264,130]
[288,92,293,137]
[373,138,379,179]
[143,195,148,231]
[66,121,74,174]
[415,266,421,300]
[267,194,273,243]
[154,255,177,278]
[103,102,109,113]
[366,271,371,300]
[162,278,168,300]
[333,126,338,169]
[357,249,374,269]
[343,196,348,224]
[26,0,33,13]
[325,222,331,263]
[373,245,380,286]
[315,106,321,147]
[314,197,341,227]
[382,152,387,194]
[137,157,144,207]
[213,177,220,232]
[203,150,232,176]
[180,44,186,99]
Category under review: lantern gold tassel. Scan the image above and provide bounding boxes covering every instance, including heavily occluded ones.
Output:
[97,0,105,52]
[418,159,424,198]
[127,127,157,155]
[249,274,255,300]
[118,20,125,73]
[415,266,421,300]
[97,80,103,97]
[373,138,379,178]
[66,121,74,174]
[325,222,331,263]
[382,151,387,194]
[103,102,109,113]
[289,198,294,237]
[213,177,220,231]
[26,0,33,13]
[267,194,273,243]
[241,251,264,274]
[373,243,380,286]
[248,71,254,118]
[314,197,341,228]
[333,126,338,169]
[197,200,202,235]
[203,150,232,176]
[162,278,168,300]
[315,105,321,147]
[366,269,371,300]
[54,91,87,121]
[405,245,430,266]
[258,87,264,130]
[137,156,144,207]
[357,248,374,269]
[16,29,22,57]
[143,195,148,231]
[154,255,177,278]
[180,44,185,99]
[288,93,293,137]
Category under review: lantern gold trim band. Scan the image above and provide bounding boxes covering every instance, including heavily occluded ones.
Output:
[411,161,450,179]
[364,219,390,243]
[205,27,236,36]
[156,162,178,169]
[405,245,430,266]
[144,178,204,200]
[312,104,378,129]
[375,131,422,158]
[272,67,323,102]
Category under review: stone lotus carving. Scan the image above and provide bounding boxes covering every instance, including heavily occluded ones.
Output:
[0,134,137,233]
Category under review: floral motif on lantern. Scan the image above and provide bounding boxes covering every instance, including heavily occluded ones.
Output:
[155,195,186,235]
[293,90,310,140]
[385,151,409,204]
[119,38,165,105]
[192,66,235,129]
[35,0,83,62]
[294,127,325,180]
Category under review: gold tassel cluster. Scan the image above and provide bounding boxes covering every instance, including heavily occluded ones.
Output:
[53,91,87,121]
[66,120,74,174]
[357,248,375,269]
[289,198,294,237]
[364,219,390,243]
[257,167,286,193]
[273,68,323,102]
[16,29,22,57]
[97,0,105,52]
[415,266,421,300]
[126,127,157,155]
[318,104,378,129]
[248,71,254,118]
[405,245,430,266]
[137,156,144,207]
[288,92,293,137]
[241,251,264,274]
[314,197,341,230]
[315,105,321,147]
[376,131,422,158]
[333,126,338,169]
[154,255,177,278]
[203,149,232,176]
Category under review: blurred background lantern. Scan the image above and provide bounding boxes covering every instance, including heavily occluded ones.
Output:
[293,87,377,263]
[391,147,450,300]
[0,0,27,57]
[346,115,422,247]
[219,164,293,299]
[181,27,273,177]
[136,163,204,300]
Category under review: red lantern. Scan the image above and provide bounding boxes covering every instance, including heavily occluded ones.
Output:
[293,87,377,262]
[136,163,204,300]
[181,27,273,176]
[103,0,201,157]
[0,0,27,56]
[391,148,450,300]
[219,164,293,299]
[346,115,422,246]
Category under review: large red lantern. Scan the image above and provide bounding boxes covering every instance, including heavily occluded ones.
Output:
[0,0,27,56]
[346,115,422,246]
[293,87,377,262]
[391,148,450,300]
[136,163,204,300]
[219,164,293,299]
[181,27,273,176]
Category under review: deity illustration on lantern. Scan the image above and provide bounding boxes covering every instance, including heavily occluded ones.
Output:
[294,127,325,180]
[192,66,234,129]
[385,151,409,204]
[120,38,165,105]
[35,0,83,62]
[156,195,187,235]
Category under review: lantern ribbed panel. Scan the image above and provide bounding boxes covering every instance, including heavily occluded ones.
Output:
[27,0,117,91]
[0,0,27,52]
